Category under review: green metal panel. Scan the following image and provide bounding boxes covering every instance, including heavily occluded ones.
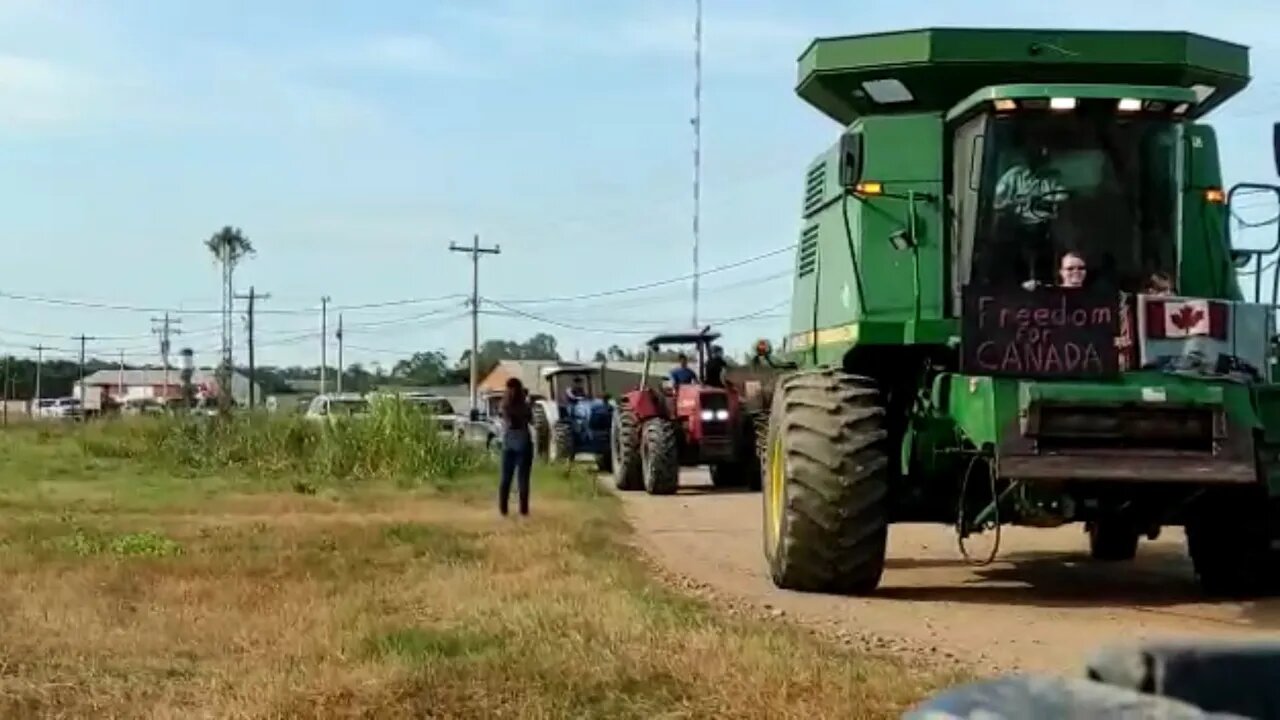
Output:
[1255,385,1280,445]
[798,28,1249,126]
[944,372,1262,451]
[1180,124,1242,301]
[785,113,947,364]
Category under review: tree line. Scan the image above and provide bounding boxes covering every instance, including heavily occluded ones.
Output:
[0,331,721,401]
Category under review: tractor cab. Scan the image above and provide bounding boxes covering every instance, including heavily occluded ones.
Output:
[639,328,732,423]
[535,364,614,469]
[541,365,600,406]
[608,328,767,495]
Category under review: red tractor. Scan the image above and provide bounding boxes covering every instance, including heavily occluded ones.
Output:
[609,329,765,494]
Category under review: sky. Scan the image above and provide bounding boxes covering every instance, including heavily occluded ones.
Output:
[2,0,1280,372]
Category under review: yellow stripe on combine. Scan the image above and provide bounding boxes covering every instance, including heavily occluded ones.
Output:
[787,323,858,350]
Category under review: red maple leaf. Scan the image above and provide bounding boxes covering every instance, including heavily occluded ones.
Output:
[1170,304,1205,331]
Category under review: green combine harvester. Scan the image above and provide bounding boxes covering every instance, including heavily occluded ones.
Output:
[761,28,1280,597]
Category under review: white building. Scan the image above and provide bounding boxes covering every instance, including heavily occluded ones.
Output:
[74,368,261,408]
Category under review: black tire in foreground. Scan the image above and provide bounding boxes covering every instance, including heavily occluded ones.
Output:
[762,368,890,595]
[641,418,679,495]
[1087,520,1139,562]
[1186,491,1280,598]
[610,404,643,491]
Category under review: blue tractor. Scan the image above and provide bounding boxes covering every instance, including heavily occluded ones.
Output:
[536,365,614,472]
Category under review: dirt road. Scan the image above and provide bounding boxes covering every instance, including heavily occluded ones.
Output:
[610,469,1280,675]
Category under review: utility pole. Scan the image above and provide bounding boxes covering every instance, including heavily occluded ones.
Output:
[219,240,233,414]
[320,295,331,395]
[73,334,95,415]
[30,344,44,410]
[234,286,269,409]
[3,355,10,426]
[118,349,125,407]
[450,234,501,412]
[151,313,182,405]
[336,313,344,394]
[691,0,703,328]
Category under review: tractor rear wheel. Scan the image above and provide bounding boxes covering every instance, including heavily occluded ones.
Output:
[1186,492,1279,597]
[641,418,679,495]
[551,420,573,463]
[532,404,550,460]
[762,368,889,595]
[611,404,642,491]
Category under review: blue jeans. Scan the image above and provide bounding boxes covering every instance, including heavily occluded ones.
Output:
[499,429,533,515]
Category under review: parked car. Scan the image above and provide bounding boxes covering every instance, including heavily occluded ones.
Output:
[305,393,370,422]
[33,397,83,420]
[401,393,462,434]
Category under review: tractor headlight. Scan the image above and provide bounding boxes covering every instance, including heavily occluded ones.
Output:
[700,409,714,421]
[714,409,729,421]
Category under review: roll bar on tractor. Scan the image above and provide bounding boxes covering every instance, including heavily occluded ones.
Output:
[1226,122,1280,307]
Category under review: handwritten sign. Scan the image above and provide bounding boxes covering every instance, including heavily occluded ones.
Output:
[961,286,1120,378]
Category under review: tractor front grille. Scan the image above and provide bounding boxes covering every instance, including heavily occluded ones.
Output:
[699,392,730,437]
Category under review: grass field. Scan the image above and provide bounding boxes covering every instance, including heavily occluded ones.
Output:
[0,414,957,719]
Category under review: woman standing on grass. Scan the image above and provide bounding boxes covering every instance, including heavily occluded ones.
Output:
[498,377,534,517]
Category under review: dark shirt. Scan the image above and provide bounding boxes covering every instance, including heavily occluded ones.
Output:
[705,357,727,387]
[500,396,532,432]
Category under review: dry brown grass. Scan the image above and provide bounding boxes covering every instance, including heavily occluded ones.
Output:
[0,426,957,718]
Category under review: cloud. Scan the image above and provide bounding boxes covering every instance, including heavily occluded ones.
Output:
[442,1,814,73]
[351,34,472,76]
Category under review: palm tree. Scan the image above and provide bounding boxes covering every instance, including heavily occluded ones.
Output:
[205,225,255,267]
[206,226,255,414]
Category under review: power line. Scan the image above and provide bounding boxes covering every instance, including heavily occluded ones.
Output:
[481,297,788,335]
[0,289,467,316]
[490,244,796,305]
[0,245,794,317]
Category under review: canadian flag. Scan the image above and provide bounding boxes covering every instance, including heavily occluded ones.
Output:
[1143,298,1229,340]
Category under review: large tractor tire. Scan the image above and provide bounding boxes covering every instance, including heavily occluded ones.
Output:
[550,420,573,463]
[1186,492,1279,597]
[610,404,642,491]
[762,368,889,595]
[532,404,551,460]
[641,418,679,495]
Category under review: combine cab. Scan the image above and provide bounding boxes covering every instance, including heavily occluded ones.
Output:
[611,329,766,494]
[763,27,1280,597]
[535,365,614,472]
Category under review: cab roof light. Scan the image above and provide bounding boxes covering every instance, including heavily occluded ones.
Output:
[1049,97,1077,111]
[1173,102,1190,115]
[854,181,884,195]
[1117,98,1142,112]
[993,98,1017,111]
[1205,188,1226,204]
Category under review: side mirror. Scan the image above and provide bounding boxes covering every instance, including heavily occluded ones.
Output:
[838,131,864,188]
[1232,249,1253,270]
[1273,122,1280,178]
